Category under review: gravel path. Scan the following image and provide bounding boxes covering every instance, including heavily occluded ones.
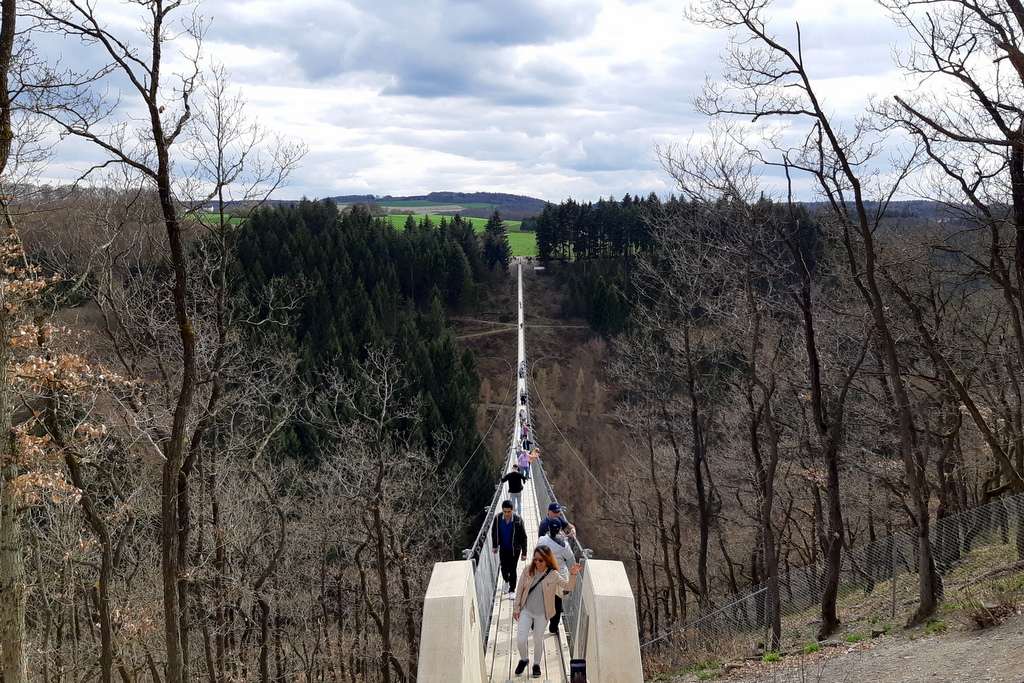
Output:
[677,614,1024,683]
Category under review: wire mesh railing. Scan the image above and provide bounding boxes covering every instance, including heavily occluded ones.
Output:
[525,379,591,658]
[462,389,523,648]
[641,492,1024,668]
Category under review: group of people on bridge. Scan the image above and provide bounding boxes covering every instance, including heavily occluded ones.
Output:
[489,370,583,679]
[491,503,582,679]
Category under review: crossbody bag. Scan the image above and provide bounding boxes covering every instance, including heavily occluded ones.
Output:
[524,569,551,602]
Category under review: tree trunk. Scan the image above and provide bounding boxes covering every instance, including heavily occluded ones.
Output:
[0,461,27,683]
[0,3,25,679]
[817,437,843,639]
[646,431,679,624]
[682,321,711,603]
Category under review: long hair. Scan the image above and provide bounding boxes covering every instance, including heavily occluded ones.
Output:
[529,545,558,576]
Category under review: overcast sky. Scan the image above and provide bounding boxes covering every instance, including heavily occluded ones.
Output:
[48,0,908,202]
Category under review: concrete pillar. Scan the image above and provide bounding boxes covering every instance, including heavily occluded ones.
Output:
[417,561,486,683]
[573,560,644,683]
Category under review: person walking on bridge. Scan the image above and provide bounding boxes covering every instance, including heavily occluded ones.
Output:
[516,448,531,481]
[491,501,527,599]
[538,502,576,539]
[536,518,576,635]
[501,465,526,514]
[513,546,582,679]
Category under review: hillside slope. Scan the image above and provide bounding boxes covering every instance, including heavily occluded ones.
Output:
[672,613,1024,683]
[329,191,547,220]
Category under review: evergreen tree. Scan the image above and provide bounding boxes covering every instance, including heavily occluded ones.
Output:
[482,210,511,271]
[234,200,496,515]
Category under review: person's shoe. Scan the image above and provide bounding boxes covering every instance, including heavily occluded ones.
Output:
[514,660,528,675]
[532,664,542,678]
[548,622,559,635]
[506,591,515,600]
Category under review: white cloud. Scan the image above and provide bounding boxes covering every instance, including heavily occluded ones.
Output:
[39,0,907,203]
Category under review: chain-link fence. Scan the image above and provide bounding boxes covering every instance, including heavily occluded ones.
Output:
[642,492,1024,670]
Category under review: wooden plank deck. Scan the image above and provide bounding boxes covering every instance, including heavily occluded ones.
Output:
[484,474,570,683]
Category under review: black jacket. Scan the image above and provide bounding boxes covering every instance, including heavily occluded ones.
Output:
[501,471,525,494]
[491,513,527,556]
[538,515,572,538]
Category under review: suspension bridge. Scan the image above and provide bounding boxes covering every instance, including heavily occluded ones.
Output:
[418,262,643,683]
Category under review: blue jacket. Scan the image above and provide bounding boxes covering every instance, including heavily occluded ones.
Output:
[491,513,527,555]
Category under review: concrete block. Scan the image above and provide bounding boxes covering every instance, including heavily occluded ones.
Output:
[417,561,486,683]
[575,559,643,683]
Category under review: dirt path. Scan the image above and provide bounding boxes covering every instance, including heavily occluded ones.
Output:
[700,614,1024,683]
[456,328,517,340]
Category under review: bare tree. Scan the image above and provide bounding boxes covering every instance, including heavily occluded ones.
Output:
[309,348,461,683]
[22,2,206,677]
[877,0,1024,502]
[692,0,942,626]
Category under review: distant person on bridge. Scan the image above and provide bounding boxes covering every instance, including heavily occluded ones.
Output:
[516,448,531,481]
[491,501,527,600]
[536,518,576,635]
[538,502,576,539]
[501,465,526,514]
[513,545,582,679]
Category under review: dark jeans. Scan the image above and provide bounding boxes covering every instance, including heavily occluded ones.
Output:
[549,594,563,632]
[499,549,519,592]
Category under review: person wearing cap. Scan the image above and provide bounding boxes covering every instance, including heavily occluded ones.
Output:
[536,518,577,634]
[538,502,575,539]
[500,465,526,514]
[491,500,527,599]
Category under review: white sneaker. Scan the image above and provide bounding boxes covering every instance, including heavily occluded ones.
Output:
[506,591,515,600]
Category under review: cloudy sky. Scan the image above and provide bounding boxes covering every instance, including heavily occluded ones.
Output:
[49,0,908,202]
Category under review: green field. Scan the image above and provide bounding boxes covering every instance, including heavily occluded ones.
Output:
[192,210,538,257]
[383,213,521,230]
[384,213,536,256]
[507,231,538,257]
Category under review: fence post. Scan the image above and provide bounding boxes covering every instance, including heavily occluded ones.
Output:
[890,534,897,621]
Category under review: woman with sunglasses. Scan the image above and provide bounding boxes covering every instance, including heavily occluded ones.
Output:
[512,545,582,678]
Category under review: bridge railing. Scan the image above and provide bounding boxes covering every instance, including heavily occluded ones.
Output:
[463,481,504,647]
[462,400,522,648]
[526,379,591,658]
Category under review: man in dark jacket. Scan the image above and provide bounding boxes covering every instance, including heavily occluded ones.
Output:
[538,502,576,539]
[491,500,527,599]
[501,465,526,514]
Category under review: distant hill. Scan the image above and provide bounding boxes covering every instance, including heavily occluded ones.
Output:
[327,191,548,221]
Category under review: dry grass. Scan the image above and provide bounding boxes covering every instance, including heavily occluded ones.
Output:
[650,540,1024,681]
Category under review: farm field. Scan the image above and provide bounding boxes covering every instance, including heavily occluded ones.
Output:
[383,213,521,230]
[195,211,243,226]
[384,213,537,257]
[191,211,538,257]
